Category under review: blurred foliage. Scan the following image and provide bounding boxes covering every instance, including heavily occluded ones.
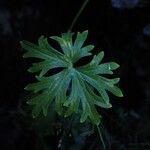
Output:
[111,0,143,9]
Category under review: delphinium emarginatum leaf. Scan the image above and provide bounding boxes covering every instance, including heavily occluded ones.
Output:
[21,31,123,125]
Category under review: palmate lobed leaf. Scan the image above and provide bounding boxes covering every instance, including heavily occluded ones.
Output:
[21,30,123,125]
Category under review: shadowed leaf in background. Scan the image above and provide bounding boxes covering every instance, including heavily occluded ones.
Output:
[111,0,142,9]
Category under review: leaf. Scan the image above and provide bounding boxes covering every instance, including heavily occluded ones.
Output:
[21,30,123,125]
[143,23,150,36]
[111,0,141,9]
[20,36,68,77]
[74,30,88,49]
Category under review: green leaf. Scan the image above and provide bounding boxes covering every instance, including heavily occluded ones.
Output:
[20,36,68,77]
[50,32,74,57]
[74,30,88,49]
[21,30,123,125]
[90,51,104,65]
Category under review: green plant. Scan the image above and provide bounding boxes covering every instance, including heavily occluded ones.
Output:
[20,30,123,126]
[20,1,123,149]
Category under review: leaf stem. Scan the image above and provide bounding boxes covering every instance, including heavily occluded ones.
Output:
[97,125,106,150]
[68,0,89,32]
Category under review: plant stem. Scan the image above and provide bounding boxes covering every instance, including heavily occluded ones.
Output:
[97,126,106,150]
[68,0,89,32]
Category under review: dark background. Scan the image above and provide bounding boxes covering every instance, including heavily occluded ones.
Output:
[0,0,150,149]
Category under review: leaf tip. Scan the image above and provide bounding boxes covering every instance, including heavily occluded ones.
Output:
[32,115,36,118]
[84,30,88,33]
[24,86,28,90]
[64,114,67,118]
[43,111,47,117]
[91,45,95,49]
[26,100,31,105]
[100,51,104,56]
[119,91,124,97]
[27,68,32,73]
[20,41,23,45]
[80,119,84,123]
[114,63,120,69]
[116,63,120,68]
